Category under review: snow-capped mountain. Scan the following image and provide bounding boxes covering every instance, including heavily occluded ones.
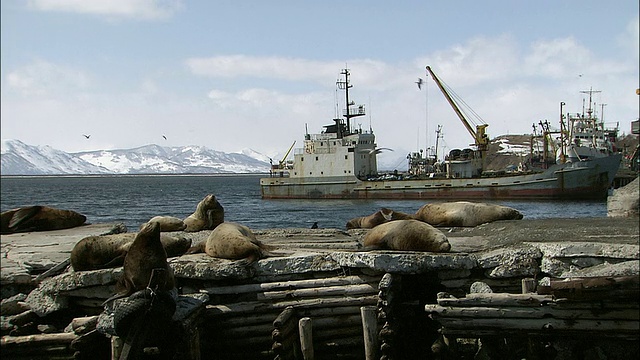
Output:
[1,140,270,175]
[1,140,111,175]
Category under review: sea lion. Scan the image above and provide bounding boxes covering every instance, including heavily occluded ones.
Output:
[142,216,187,232]
[71,231,191,271]
[414,201,523,227]
[346,208,415,229]
[187,222,276,264]
[1,206,86,234]
[183,194,224,232]
[362,219,451,252]
[110,221,175,300]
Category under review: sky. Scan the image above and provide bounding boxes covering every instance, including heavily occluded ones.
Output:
[1,0,639,161]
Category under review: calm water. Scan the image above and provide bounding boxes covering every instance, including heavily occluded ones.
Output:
[0,174,608,231]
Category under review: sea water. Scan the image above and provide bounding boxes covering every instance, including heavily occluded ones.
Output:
[0,174,607,231]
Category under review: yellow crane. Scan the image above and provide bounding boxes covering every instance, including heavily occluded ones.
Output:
[425,66,489,155]
[276,141,296,169]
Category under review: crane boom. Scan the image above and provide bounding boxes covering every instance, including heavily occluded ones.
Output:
[425,66,489,153]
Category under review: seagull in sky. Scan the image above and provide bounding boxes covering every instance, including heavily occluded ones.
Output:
[360,147,393,155]
[416,78,423,90]
[83,134,91,139]
[162,135,167,140]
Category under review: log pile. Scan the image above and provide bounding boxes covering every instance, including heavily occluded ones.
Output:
[199,271,382,360]
[425,276,640,358]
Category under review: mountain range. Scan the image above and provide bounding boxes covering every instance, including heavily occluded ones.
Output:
[6,134,621,176]
[0,140,271,175]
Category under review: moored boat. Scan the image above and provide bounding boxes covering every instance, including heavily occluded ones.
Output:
[260,67,622,200]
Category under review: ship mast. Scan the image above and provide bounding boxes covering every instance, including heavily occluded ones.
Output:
[336,69,365,136]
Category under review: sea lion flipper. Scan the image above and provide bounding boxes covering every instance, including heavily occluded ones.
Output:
[185,242,205,254]
[8,206,42,229]
[102,253,126,269]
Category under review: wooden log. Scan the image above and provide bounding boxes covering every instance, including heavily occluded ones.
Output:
[436,293,554,307]
[315,335,363,351]
[433,317,639,333]
[221,322,275,337]
[206,295,379,316]
[71,316,99,335]
[313,326,363,341]
[361,306,378,360]
[273,316,298,341]
[209,312,279,326]
[273,306,297,327]
[259,283,378,301]
[297,305,363,318]
[550,298,640,309]
[1,332,78,347]
[310,314,362,330]
[521,278,536,294]
[202,275,381,295]
[111,336,123,360]
[425,304,640,320]
[299,317,314,360]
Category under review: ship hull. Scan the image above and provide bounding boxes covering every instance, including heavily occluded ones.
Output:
[260,155,622,200]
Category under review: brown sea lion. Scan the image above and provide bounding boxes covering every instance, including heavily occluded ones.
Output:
[363,219,451,252]
[346,207,415,229]
[142,216,187,232]
[110,221,175,301]
[1,206,86,234]
[183,194,224,232]
[71,231,191,271]
[414,201,523,227]
[187,222,276,264]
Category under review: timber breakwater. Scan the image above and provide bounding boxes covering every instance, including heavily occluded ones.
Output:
[1,216,639,360]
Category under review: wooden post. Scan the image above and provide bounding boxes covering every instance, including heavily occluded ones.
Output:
[522,278,537,294]
[298,317,314,360]
[361,306,378,360]
[111,336,123,360]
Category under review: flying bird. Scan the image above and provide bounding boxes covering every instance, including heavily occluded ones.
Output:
[416,78,423,90]
[162,135,167,140]
[82,134,91,139]
[359,147,393,155]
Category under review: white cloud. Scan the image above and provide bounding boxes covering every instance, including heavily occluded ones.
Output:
[27,0,182,20]
[5,60,90,96]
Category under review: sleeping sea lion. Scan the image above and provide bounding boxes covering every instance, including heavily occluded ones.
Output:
[363,219,451,252]
[346,208,415,229]
[187,222,276,264]
[109,221,175,301]
[183,194,224,232]
[414,201,523,227]
[142,216,187,232]
[1,206,86,234]
[71,232,191,271]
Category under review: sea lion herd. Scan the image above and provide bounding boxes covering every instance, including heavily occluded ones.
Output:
[3,197,523,273]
